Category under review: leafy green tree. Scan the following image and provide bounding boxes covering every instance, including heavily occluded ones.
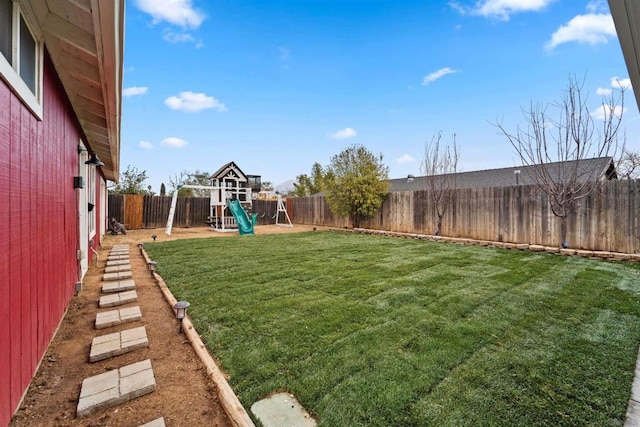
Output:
[291,162,329,196]
[169,169,211,197]
[325,144,389,227]
[309,162,328,194]
[111,165,152,195]
[261,181,274,191]
[292,174,312,197]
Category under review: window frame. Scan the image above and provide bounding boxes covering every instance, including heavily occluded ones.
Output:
[0,0,43,119]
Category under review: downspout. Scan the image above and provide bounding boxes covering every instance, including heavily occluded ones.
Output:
[89,238,99,265]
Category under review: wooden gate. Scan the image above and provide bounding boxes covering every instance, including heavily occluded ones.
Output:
[124,195,144,230]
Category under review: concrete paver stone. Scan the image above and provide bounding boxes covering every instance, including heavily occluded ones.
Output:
[95,306,142,329]
[626,400,640,426]
[89,326,148,362]
[101,280,136,294]
[106,259,130,267]
[109,251,129,257]
[139,418,166,427]
[103,271,133,282]
[107,255,130,261]
[99,290,138,308]
[251,392,317,427]
[77,359,156,417]
[105,264,132,274]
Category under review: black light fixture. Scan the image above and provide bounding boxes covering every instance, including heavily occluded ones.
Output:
[85,152,105,167]
[73,176,84,189]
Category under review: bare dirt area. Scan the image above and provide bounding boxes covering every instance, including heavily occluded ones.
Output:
[10,224,316,427]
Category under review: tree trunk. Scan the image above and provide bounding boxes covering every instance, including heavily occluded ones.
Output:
[560,216,568,248]
[436,214,443,236]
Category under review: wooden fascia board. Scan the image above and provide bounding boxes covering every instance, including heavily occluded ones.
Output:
[91,0,123,182]
[609,0,640,112]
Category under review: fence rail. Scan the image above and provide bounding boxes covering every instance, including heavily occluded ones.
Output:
[108,195,279,230]
[289,179,640,253]
[109,180,640,253]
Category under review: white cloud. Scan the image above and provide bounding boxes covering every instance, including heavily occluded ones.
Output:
[160,137,188,148]
[138,140,153,150]
[134,0,205,29]
[586,0,608,14]
[596,87,612,96]
[396,154,414,164]
[164,91,227,112]
[422,67,458,85]
[546,13,616,50]
[611,76,632,90]
[331,127,357,140]
[591,105,624,120]
[162,29,204,47]
[450,0,554,21]
[123,86,148,97]
[278,47,291,62]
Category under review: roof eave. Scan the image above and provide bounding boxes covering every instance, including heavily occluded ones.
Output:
[91,0,124,182]
[609,0,640,113]
[29,0,124,182]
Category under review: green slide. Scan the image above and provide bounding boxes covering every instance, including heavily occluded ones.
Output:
[227,199,255,235]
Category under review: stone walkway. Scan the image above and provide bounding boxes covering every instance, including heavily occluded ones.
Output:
[76,244,163,426]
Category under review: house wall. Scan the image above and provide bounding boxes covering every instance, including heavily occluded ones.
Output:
[0,52,97,425]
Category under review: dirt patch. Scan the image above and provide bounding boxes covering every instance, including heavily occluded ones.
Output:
[10,224,317,426]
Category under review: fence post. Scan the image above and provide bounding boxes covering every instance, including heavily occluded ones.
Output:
[185,198,191,228]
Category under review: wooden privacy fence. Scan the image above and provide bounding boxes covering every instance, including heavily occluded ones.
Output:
[108,195,279,230]
[289,179,640,253]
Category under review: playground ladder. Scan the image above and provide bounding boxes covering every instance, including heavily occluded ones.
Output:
[165,190,179,235]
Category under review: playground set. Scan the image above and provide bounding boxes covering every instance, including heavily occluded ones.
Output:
[165,161,292,236]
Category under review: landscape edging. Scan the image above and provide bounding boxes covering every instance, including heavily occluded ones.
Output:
[334,227,640,262]
[140,247,256,427]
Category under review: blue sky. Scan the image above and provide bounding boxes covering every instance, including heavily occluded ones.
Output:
[121,0,638,192]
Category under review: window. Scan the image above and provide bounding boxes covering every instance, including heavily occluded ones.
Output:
[0,0,43,118]
[19,15,36,92]
[0,1,11,63]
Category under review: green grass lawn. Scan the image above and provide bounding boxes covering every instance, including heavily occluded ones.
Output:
[146,231,640,426]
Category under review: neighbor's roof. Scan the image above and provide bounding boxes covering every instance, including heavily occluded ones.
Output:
[29,0,124,182]
[388,157,617,192]
[609,0,640,113]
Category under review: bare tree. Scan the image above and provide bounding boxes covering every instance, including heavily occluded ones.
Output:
[618,148,640,179]
[497,76,624,247]
[168,169,211,197]
[421,131,459,236]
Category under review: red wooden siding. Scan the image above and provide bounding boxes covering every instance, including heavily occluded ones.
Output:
[0,53,89,425]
